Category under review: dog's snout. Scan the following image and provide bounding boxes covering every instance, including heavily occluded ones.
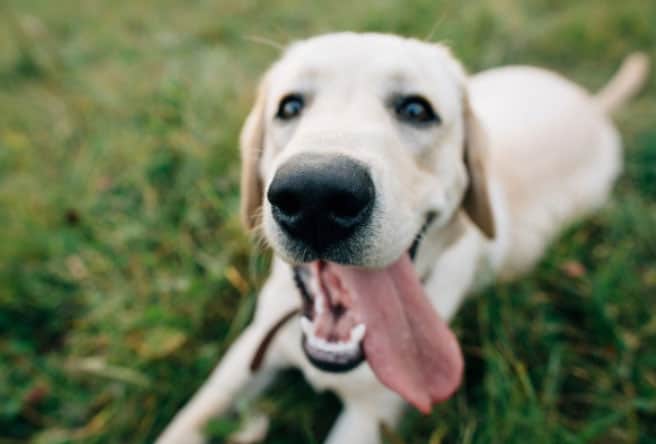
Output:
[267,154,375,252]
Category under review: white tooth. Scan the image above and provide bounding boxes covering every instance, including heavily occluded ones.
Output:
[350,324,366,343]
[307,334,319,348]
[315,291,324,315]
[337,341,357,353]
[309,276,324,315]
[309,334,326,351]
[300,317,314,336]
[324,342,340,353]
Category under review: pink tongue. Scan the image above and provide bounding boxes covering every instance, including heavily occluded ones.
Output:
[331,254,463,413]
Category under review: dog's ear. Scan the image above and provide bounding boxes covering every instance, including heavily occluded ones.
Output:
[462,97,496,238]
[239,76,269,231]
[431,43,495,238]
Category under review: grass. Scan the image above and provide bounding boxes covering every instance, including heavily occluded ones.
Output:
[0,0,654,443]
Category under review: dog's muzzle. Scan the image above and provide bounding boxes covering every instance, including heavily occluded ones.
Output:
[267,153,375,256]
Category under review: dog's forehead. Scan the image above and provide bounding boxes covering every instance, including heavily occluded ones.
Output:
[268,33,463,103]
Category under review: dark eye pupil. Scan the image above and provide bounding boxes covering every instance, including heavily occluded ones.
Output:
[277,95,304,120]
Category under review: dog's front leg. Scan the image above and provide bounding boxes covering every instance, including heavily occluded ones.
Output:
[156,326,283,444]
[324,392,405,444]
[157,264,299,444]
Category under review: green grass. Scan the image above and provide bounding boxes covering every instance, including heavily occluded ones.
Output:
[0,0,655,443]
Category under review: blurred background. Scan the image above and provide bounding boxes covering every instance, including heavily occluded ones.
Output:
[0,0,654,443]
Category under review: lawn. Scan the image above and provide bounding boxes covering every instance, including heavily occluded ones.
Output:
[0,0,655,443]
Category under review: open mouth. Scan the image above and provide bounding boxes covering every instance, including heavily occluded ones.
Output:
[292,213,464,413]
[295,213,435,373]
[296,262,367,372]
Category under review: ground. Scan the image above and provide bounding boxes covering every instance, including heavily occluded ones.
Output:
[0,0,655,443]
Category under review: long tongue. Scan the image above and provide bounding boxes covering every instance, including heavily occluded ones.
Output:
[331,254,463,413]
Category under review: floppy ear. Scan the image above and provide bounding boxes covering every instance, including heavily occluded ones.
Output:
[462,98,496,238]
[239,77,269,231]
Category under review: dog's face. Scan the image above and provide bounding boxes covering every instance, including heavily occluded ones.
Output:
[240,33,495,412]
[241,33,493,268]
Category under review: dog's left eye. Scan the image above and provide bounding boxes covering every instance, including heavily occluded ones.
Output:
[395,95,440,125]
[276,94,304,120]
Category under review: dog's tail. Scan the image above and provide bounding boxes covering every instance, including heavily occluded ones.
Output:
[595,52,650,113]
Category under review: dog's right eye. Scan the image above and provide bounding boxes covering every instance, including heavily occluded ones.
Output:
[276,94,304,120]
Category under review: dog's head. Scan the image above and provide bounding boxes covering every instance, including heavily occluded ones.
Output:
[240,33,494,412]
[242,32,493,265]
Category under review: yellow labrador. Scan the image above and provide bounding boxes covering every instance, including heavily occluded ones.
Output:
[158,33,648,444]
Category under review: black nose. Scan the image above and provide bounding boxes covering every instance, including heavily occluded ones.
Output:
[267,154,375,253]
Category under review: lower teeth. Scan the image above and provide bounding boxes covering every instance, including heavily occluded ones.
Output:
[300,317,366,355]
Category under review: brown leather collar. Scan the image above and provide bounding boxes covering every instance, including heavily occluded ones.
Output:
[250,307,300,372]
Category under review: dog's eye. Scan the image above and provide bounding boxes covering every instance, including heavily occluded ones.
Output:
[276,94,304,120]
[395,95,440,125]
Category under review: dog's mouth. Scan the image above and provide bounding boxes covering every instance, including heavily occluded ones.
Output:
[295,214,435,373]
[293,214,464,413]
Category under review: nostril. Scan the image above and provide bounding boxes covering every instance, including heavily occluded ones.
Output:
[271,190,301,217]
[328,192,371,224]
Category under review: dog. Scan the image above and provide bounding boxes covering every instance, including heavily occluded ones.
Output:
[157,33,648,444]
